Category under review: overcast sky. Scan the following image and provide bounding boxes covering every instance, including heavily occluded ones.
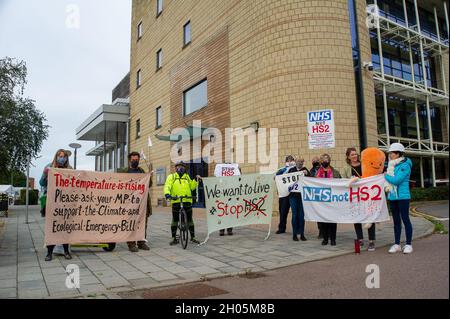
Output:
[0,0,132,185]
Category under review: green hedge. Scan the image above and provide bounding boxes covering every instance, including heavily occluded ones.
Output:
[18,189,39,205]
[410,186,449,202]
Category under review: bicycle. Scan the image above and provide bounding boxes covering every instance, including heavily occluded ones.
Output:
[170,196,195,249]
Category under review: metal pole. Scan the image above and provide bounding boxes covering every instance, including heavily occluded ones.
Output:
[431,155,437,187]
[414,0,436,187]
[25,156,30,224]
[403,0,416,88]
[74,148,77,170]
[383,84,390,145]
[444,1,449,40]
[116,121,119,172]
[104,121,107,172]
[414,0,429,90]
[426,96,436,187]
[434,6,448,95]
[415,100,421,149]
[420,156,425,187]
[374,0,390,145]
[374,0,385,79]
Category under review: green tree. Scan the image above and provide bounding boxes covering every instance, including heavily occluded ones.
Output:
[0,57,49,173]
[0,169,26,187]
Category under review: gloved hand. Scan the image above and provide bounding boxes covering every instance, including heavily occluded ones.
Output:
[165,194,171,200]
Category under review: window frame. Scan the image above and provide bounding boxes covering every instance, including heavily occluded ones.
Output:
[137,21,143,41]
[156,49,163,71]
[136,119,141,139]
[156,106,162,129]
[136,69,142,89]
[156,0,163,17]
[183,79,208,117]
[183,20,191,47]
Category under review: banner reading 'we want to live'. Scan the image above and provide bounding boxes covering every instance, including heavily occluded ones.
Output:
[201,173,274,244]
[44,168,150,245]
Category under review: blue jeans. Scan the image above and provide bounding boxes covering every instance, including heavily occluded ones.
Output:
[390,200,413,245]
[289,195,305,236]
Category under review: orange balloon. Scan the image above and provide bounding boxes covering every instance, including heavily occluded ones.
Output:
[361,148,386,178]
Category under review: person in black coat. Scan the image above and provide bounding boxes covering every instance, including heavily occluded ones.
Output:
[288,158,309,241]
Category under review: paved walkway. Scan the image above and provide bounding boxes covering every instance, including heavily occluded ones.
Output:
[0,205,434,299]
[412,200,449,229]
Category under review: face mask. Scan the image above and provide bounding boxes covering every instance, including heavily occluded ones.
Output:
[130,160,139,169]
[313,162,320,168]
[296,162,304,169]
[177,168,185,175]
[57,157,66,166]
[288,161,295,167]
[322,162,330,168]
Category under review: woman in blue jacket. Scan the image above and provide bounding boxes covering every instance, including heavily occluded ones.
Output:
[384,143,413,254]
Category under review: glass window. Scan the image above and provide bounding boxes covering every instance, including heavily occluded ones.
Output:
[156,106,162,128]
[137,22,143,40]
[136,69,142,88]
[157,0,163,16]
[136,119,141,139]
[183,79,208,116]
[156,49,162,69]
[183,21,191,46]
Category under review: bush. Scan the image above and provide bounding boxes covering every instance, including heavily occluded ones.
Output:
[410,186,449,202]
[18,189,39,205]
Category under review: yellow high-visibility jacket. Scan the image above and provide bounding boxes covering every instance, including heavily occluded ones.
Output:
[163,172,198,204]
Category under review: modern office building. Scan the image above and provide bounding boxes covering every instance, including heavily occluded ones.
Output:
[130,0,448,206]
[76,74,131,172]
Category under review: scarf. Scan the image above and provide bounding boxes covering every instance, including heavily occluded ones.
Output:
[385,157,405,195]
[316,166,333,179]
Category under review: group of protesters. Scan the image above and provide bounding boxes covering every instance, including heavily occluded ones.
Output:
[40,142,414,261]
[275,143,414,254]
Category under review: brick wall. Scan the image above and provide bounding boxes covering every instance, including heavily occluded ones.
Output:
[130,0,371,208]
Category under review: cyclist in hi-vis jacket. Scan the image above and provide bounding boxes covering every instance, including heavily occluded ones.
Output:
[164,161,202,246]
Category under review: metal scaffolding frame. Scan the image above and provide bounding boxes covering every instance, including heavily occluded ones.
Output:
[371,0,450,187]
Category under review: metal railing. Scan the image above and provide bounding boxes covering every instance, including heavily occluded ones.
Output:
[378,135,449,156]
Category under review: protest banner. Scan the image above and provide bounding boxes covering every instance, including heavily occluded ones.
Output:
[307,109,335,149]
[214,163,241,177]
[201,173,274,244]
[44,168,151,245]
[275,170,307,198]
[296,174,390,223]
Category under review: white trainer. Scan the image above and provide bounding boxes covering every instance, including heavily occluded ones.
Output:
[388,244,401,254]
[402,245,413,254]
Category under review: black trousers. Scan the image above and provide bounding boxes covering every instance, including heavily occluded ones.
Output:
[47,244,69,255]
[320,222,337,241]
[354,223,376,241]
[220,228,233,234]
[171,202,195,238]
[278,197,291,232]
[128,208,151,247]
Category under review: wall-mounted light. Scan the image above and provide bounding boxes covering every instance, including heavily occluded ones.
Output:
[250,121,259,132]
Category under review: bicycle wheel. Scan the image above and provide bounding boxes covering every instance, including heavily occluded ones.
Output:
[179,209,189,249]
